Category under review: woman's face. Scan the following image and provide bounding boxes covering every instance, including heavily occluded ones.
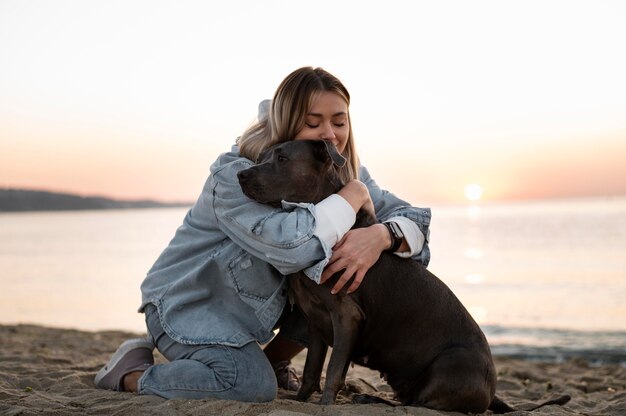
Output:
[295,91,350,153]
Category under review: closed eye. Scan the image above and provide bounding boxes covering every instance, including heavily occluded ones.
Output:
[305,122,345,128]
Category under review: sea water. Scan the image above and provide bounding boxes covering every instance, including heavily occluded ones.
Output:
[1,198,625,363]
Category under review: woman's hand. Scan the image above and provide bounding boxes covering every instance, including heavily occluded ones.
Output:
[335,180,375,219]
[319,179,386,294]
[320,223,391,294]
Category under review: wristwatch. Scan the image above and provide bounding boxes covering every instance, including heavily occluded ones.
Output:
[383,221,404,252]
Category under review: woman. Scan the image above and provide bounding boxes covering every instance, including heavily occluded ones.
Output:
[94,67,431,402]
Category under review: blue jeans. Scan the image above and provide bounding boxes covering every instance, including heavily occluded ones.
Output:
[138,304,277,401]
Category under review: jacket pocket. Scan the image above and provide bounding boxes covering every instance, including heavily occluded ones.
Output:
[227,250,281,308]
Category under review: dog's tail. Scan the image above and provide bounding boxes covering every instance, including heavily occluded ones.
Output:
[489,394,571,414]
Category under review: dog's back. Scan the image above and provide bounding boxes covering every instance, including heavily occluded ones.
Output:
[346,250,496,403]
[240,140,569,412]
[309,211,496,405]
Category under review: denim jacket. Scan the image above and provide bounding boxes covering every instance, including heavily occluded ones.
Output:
[139,145,431,347]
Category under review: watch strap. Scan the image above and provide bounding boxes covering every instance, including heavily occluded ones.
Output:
[383,222,403,252]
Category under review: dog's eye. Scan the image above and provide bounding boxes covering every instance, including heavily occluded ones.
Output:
[277,155,288,162]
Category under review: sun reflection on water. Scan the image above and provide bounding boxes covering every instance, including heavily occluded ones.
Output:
[466,204,482,220]
[464,273,486,285]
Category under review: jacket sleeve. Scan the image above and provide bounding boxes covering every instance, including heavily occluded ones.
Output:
[209,158,331,279]
[360,165,432,266]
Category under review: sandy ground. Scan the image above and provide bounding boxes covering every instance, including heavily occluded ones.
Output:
[1,324,624,415]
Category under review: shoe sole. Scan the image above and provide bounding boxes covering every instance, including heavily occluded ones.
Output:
[94,338,154,387]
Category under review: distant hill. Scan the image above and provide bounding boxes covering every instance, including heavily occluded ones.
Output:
[0,189,192,212]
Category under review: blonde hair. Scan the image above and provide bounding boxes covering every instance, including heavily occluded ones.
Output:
[237,67,359,182]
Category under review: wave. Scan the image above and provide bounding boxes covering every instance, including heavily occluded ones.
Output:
[483,325,626,365]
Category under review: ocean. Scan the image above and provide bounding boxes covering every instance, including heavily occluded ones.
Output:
[1,198,625,364]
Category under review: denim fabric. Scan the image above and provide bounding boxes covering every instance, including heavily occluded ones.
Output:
[139,145,431,348]
[138,304,277,401]
[358,166,432,266]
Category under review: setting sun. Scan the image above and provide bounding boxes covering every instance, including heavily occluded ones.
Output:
[464,184,484,201]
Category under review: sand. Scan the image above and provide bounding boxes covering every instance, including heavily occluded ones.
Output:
[1,324,624,416]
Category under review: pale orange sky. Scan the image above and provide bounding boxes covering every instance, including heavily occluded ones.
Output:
[1,1,625,205]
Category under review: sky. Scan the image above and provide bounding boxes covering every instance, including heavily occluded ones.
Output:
[1,0,625,205]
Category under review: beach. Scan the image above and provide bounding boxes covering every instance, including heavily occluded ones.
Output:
[1,201,625,415]
[1,324,624,416]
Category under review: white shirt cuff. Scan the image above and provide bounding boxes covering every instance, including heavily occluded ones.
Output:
[386,216,425,258]
[313,194,356,248]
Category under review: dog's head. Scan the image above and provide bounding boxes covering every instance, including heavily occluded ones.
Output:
[237,139,346,206]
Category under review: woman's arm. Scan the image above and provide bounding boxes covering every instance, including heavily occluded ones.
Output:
[320,165,431,294]
[312,180,374,248]
[360,165,431,265]
[210,158,326,275]
[210,157,371,278]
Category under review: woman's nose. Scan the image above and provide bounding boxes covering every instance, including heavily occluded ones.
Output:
[320,123,336,140]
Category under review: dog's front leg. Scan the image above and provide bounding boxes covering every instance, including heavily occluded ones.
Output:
[296,326,328,402]
[320,297,363,405]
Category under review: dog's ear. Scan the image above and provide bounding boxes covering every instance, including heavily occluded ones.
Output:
[319,140,346,167]
[256,146,273,164]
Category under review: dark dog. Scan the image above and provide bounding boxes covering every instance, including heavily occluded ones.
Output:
[238,140,570,413]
